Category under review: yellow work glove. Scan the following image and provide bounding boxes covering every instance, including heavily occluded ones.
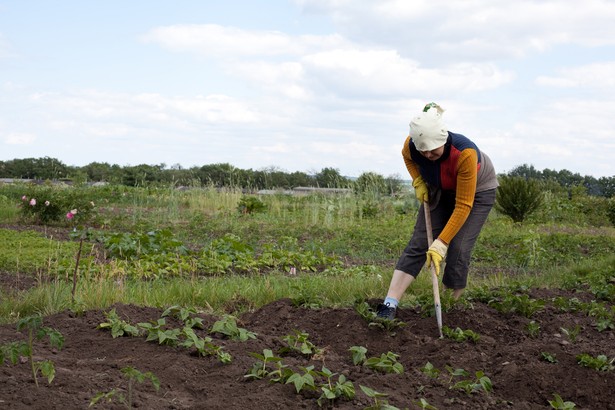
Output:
[412,175,429,203]
[426,238,448,276]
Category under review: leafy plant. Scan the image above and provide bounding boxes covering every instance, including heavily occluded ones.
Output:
[97,308,140,338]
[13,315,65,387]
[349,345,368,365]
[560,325,581,343]
[450,369,493,395]
[495,175,543,223]
[280,330,322,357]
[541,352,558,363]
[420,362,441,379]
[489,294,545,318]
[576,353,614,371]
[180,327,231,364]
[548,393,576,409]
[210,315,257,341]
[359,385,400,410]
[526,320,541,338]
[415,398,438,410]
[442,326,480,343]
[285,365,317,393]
[316,366,355,407]
[89,366,160,408]
[364,352,404,374]
[237,195,267,214]
[137,318,181,346]
[245,349,285,380]
[161,305,204,329]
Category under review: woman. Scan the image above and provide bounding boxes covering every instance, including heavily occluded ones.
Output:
[376,103,498,320]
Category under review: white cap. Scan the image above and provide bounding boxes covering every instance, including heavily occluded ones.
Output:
[409,103,448,151]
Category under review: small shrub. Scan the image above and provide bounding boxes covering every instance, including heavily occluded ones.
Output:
[495,176,543,223]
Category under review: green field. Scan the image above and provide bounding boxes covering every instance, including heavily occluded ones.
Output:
[0,182,614,323]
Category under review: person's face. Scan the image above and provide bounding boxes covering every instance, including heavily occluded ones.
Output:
[420,145,445,161]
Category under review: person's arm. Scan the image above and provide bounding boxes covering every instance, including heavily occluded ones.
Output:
[438,149,478,244]
[401,136,421,179]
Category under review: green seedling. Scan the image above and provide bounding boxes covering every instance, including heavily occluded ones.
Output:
[560,325,581,343]
[281,330,323,357]
[526,320,541,338]
[576,353,614,371]
[162,305,205,329]
[489,294,545,318]
[364,352,404,374]
[89,366,160,409]
[97,308,140,338]
[137,318,181,346]
[285,365,317,393]
[349,345,367,365]
[210,315,257,341]
[442,326,480,343]
[414,398,438,410]
[359,385,400,410]
[180,327,231,363]
[245,349,285,380]
[316,366,355,407]
[420,362,441,379]
[450,370,493,395]
[548,393,576,409]
[13,315,65,387]
[541,352,558,363]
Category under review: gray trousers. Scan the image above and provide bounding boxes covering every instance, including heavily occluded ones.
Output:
[395,188,496,289]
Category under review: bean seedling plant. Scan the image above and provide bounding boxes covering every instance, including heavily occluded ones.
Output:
[89,366,160,409]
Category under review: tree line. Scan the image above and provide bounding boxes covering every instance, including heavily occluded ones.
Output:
[0,157,613,197]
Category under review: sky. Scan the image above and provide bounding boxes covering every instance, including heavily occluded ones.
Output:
[1,1,614,179]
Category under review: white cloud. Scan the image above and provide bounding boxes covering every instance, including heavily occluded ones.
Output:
[536,62,615,89]
[4,132,36,145]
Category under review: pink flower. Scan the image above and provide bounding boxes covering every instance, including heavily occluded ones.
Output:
[21,195,27,201]
[29,198,36,206]
[66,212,74,220]
[45,201,50,206]
[70,208,78,215]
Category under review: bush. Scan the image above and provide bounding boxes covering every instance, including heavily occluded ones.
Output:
[18,186,98,225]
[495,176,543,223]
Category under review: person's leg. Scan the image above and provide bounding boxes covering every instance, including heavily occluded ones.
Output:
[378,199,453,318]
[441,189,496,297]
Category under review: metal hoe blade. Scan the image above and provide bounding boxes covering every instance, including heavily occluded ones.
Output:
[423,202,443,338]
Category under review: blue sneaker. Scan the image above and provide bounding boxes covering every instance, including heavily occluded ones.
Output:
[376,303,396,320]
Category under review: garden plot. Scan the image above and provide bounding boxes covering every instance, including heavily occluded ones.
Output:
[0,288,613,409]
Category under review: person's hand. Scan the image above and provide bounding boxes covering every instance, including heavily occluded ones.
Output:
[426,239,448,276]
[412,176,429,203]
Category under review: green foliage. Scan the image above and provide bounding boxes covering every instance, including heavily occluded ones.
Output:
[364,352,404,374]
[237,195,267,214]
[210,315,257,341]
[447,367,493,395]
[420,362,441,379]
[280,330,323,357]
[359,385,400,410]
[101,229,188,260]
[548,393,576,409]
[541,352,558,363]
[489,293,545,318]
[526,321,541,338]
[11,315,65,387]
[97,308,140,338]
[576,353,614,371]
[244,349,285,380]
[89,366,160,408]
[495,175,543,223]
[560,325,581,343]
[442,326,480,343]
[137,318,181,346]
[17,186,98,225]
[349,345,368,365]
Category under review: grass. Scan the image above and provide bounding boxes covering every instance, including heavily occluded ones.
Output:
[0,184,613,323]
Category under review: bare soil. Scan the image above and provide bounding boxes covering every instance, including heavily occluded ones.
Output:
[0,281,613,409]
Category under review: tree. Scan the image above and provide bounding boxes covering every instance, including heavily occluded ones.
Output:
[495,176,543,223]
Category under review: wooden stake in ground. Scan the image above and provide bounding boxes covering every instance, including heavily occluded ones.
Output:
[423,203,443,338]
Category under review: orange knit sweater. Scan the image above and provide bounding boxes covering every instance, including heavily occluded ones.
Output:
[401,135,478,245]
